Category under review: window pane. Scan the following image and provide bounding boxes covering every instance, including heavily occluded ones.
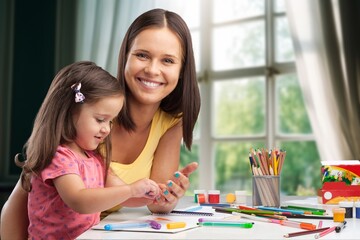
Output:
[155,0,200,28]
[278,141,321,196]
[276,74,312,134]
[213,21,265,70]
[213,77,265,136]
[191,30,200,72]
[193,115,200,140]
[275,16,294,62]
[215,141,265,193]
[180,144,199,195]
[213,0,264,23]
[274,0,286,13]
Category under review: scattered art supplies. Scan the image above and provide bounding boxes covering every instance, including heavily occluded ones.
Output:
[92,206,219,233]
[319,160,360,204]
[213,206,332,220]
[93,214,199,233]
[90,200,348,238]
[249,148,286,207]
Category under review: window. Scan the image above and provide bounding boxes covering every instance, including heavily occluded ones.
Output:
[178,0,321,196]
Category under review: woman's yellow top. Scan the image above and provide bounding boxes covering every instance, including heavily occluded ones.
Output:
[105,109,180,213]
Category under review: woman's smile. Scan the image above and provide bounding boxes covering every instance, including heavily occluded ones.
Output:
[138,78,163,88]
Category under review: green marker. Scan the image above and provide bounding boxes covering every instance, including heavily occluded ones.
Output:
[198,222,253,228]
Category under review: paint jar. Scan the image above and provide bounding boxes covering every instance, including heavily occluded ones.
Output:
[332,208,346,222]
[339,201,353,218]
[252,176,280,207]
[194,190,206,203]
[355,201,360,219]
[208,190,220,204]
[235,190,247,205]
[197,194,206,204]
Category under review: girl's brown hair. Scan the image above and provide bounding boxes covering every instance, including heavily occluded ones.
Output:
[117,8,201,150]
[16,61,124,191]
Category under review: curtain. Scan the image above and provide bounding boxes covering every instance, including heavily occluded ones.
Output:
[75,0,156,75]
[285,0,360,161]
[74,0,183,76]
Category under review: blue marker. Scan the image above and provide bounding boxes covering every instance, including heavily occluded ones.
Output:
[104,222,149,230]
[186,206,203,212]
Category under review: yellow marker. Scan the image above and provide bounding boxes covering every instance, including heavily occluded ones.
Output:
[166,222,186,229]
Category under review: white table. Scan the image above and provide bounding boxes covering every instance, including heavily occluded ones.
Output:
[77,196,359,239]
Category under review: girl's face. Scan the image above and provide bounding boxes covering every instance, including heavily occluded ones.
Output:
[70,95,124,154]
[124,27,183,106]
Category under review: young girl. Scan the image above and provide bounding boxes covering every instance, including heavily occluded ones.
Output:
[16,61,160,239]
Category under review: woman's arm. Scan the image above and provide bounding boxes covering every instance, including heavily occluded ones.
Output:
[147,121,198,213]
[0,179,29,240]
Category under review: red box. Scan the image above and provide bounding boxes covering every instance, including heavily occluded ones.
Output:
[319,160,360,204]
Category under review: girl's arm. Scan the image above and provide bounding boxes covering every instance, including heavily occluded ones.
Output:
[105,170,155,207]
[147,121,197,213]
[0,179,29,240]
[54,174,159,214]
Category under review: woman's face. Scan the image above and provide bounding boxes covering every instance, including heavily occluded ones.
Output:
[124,27,183,106]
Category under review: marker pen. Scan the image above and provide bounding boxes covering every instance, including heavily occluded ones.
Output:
[335,221,347,233]
[198,217,254,224]
[198,222,253,228]
[104,222,149,230]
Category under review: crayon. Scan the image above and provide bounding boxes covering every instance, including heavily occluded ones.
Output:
[166,222,186,229]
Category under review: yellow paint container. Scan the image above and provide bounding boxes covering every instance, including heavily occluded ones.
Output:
[332,208,346,222]
[226,193,236,203]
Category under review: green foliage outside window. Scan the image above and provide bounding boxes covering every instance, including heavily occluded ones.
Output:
[180,74,321,197]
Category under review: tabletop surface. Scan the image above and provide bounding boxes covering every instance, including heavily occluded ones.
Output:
[77,196,359,239]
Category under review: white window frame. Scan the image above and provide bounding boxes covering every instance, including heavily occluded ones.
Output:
[193,0,314,190]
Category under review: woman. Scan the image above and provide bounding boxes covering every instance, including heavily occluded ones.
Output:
[0,8,200,239]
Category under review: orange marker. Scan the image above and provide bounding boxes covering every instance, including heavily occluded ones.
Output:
[238,205,257,210]
[166,222,186,229]
[154,217,171,221]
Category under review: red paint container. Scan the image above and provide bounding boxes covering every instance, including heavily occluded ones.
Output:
[208,190,220,203]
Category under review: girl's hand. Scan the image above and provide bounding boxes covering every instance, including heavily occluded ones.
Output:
[130,178,160,199]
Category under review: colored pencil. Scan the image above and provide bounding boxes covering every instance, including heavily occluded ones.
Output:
[283,227,330,238]
[281,205,326,213]
[314,226,336,239]
[232,212,272,223]
[285,214,332,220]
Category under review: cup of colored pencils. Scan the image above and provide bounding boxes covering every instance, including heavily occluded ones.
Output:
[249,148,286,207]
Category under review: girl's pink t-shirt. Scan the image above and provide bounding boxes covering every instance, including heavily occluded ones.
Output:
[28,145,105,240]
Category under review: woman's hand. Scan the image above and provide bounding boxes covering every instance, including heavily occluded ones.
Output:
[179,161,199,177]
[154,162,198,208]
